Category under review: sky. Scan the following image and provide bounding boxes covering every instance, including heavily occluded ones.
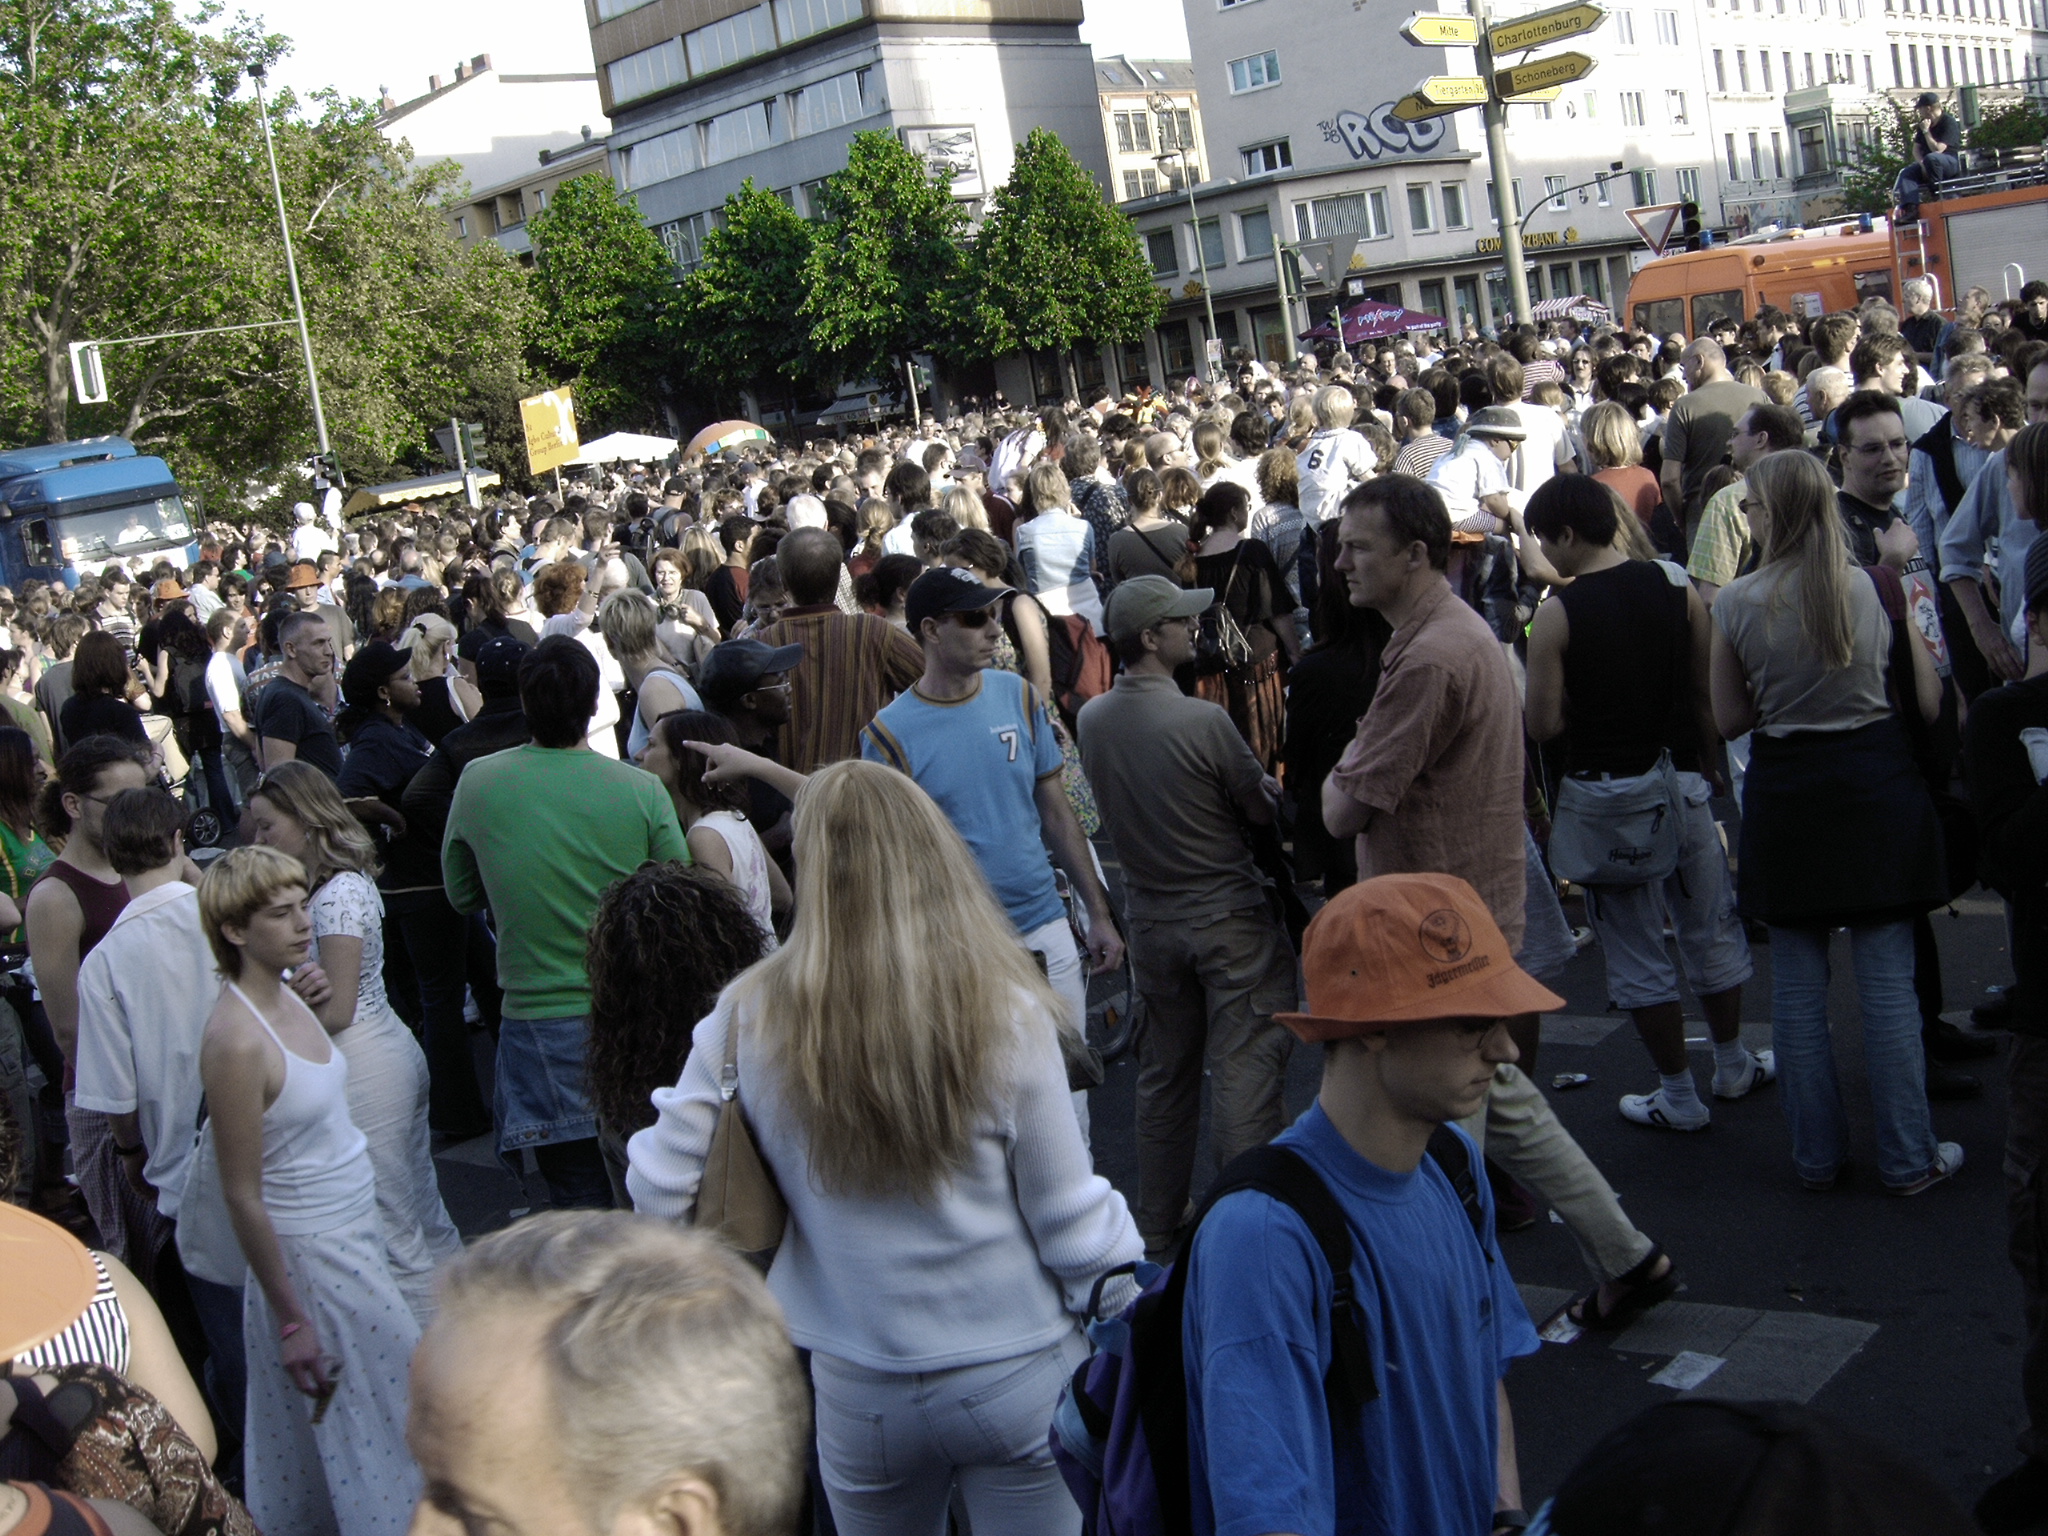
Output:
[218,0,1191,108]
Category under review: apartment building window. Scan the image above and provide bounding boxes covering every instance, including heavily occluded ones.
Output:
[1714,49,1727,90]
[1749,130,1763,178]
[1725,133,1740,177]
[1595,171,1612,205]
[1891,43,1903,82]
[1442,182,1470,227]
[1803,52,1814,84]
[1294,188,1387,239]
[1798,123,1827,175]
[609,37,684,103]
[1239,207,1274,256]
[1545,175,1568,210]
[657,213,711,273]
[1944,44,1955,82]
[1676,167,1701,203]
[1613,8,1637,41]
[1194,218,1226,268]
[1731,49,1747,90]
[531,188,548,212]
[1145,229,1179,275]
[686,6,775,75]
[1242,139,1292,175]
[1761,50,1772,88]
[1157,108,1196,149]
[703,100,781,166]
[1666,89,1689,123]
[1227,50,1281,92]
[1909,43,1921,83]
[1114,111,1151,153]
[1482,179,1523,221]
[1620,91,1646,125]
[1865,54,1875,86]
[597,0,656,14]
[772,0,862,44]
[790,69,882,136]
[621,124,699,189]
[453,214,469,238]
[1771,130,1785,176]
[1654,7,1681,40]
[1121,169,1160,199]
[1629,167,1658,204]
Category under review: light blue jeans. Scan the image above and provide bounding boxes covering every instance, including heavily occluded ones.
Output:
[811,1331,1090,1536]
[1768,921,1937,1187]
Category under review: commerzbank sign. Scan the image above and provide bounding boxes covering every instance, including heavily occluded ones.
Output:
[1475,227,1581,254]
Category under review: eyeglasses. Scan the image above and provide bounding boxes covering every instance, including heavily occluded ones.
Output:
[949,608,996,629]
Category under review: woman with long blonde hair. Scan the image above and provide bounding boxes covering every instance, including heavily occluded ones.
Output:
[1710,448,1953,1195]
[628,759,1139,1536]
[248,761,462,1320]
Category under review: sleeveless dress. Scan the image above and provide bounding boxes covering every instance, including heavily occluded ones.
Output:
[227,981,421,1536]
[625,665,705,760]
[309,871,461,1323]
[695,809,778,952]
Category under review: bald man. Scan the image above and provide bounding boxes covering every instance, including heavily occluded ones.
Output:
[1658,339,1768,549]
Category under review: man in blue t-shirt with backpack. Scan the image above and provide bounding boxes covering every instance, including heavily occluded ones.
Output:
[1184,872,1549,1536]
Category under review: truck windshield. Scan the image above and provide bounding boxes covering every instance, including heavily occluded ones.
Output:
[50,495,191,565]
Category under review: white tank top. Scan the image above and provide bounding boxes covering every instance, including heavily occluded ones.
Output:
[230,980,377,1234]
[697,810,778,952]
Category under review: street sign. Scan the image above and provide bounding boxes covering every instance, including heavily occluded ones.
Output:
[1499,84,1565,101]
[1400,11,1481,44]
[1390,92,1466,121]
[67,342,107,406]
[1293,234,1360,289]
[1625,201,1685,256]
[1492,51,1597,96]
[520,387,581,476]
[1416,74,1489,106]
[1487,1,1607,54]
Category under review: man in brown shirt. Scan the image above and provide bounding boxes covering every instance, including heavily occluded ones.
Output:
[1323,474,1677,1332]
[753,527,922,773]
[1323,478,1524,945]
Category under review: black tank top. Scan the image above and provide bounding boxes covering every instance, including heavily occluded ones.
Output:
[1556,559,1698,776]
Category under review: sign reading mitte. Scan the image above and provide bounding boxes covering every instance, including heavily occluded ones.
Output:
[1399,11,1481,43]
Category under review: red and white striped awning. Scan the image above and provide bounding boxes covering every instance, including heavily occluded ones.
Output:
[1531,295,1613,324]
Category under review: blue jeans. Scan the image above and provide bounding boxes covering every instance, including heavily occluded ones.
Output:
[1895,152,1959,213]
[1769,921,1937,1186]
[183,1271,247,1445]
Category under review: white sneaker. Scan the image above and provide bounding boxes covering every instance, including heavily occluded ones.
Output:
[1712,1048,1777,1101]
[1889,1141,1965,1196]
[1619,1088,1712,1132]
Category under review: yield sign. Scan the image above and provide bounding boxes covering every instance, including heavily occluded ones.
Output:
[1625,202,1685,256]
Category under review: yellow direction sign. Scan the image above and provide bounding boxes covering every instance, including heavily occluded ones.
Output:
[1501,84,1565,101]
[520,387,580,475]
[1400,11,1481,44]
[1493,51,1597,96]
[1416,74,1489,106]
[1390,92,1466,121]
[1487,1,1606,54]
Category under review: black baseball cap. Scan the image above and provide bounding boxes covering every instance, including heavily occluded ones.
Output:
[697,638,803,710]
[904,566,1005,636]
[340,640,409,710]
[474,635,529,698]
[1915,91,1940,106]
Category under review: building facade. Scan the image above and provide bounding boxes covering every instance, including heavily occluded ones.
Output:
[1096,56,1211,203]
[446,134,613,260]
[376,56,606,211]
[584,0,1111,274]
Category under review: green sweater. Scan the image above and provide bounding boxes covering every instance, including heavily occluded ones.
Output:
[443,744,687,1019]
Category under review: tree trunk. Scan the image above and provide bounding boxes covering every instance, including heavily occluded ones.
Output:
[1062,348,1080,407]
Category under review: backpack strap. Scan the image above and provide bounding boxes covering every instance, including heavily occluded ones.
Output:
[1424,1124,1491,1258]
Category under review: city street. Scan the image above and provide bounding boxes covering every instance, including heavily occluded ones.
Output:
[429,857,2034,1517]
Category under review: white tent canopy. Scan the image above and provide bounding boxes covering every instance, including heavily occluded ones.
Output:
[569,431,679,465]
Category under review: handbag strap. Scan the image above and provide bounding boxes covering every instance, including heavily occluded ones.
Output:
[719,1014,740,1105]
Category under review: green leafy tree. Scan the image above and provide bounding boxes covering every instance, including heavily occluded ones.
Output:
[1972,98,2048,152]
[1836,100,1916,216]
[672,180,820,421]
[526,172,677,433]
[802,130,972,377]
[967,127,1164,398]
[0,0,536,509]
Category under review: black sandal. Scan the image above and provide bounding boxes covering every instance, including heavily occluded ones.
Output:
[1562,1243,1679,1331]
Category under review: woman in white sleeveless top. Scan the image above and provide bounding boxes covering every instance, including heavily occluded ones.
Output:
[248,762,461,1322]
[640,710,789,949]
[196,845,420,1536]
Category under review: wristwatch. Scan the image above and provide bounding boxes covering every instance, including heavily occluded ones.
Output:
[112,1141,146,1158]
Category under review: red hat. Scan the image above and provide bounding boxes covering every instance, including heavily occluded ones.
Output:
[1276,872,1564,1041]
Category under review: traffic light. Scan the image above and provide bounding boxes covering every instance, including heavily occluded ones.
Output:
[1681,201,1704,252]
[459,422,486,464]
[309,452,343,489]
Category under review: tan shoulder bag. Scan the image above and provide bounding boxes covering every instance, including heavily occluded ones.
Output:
[694,1015,786,1270]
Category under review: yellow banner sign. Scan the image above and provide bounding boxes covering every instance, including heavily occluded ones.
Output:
[1474,226,1581,254]
[520,388,580,476]
[1493,51,1597,96]
[1400,11,1481,44]
[1487,2,1606,54]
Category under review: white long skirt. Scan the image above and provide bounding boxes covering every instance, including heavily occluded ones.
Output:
[335,1008,464,1323]
[243,1213,423,1536]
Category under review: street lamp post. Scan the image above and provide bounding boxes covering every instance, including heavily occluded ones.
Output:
[1148,90,1219,381]
[248,63,331,457]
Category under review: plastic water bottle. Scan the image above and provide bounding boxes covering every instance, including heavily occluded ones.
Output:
[1902,555,1952,678]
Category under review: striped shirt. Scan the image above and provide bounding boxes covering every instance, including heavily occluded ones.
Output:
[13,1251,131,1376]
[1393,433,1454,480]
[753,605,924,774]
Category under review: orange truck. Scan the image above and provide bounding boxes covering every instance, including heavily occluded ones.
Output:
[1624,159,2046,336]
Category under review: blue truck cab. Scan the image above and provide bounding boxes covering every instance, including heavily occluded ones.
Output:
[0,436,195,589]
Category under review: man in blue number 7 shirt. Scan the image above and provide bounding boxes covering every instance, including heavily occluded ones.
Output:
[1184,871,1551,1536]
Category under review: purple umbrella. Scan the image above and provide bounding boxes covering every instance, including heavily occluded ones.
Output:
[1299,300,1448,345]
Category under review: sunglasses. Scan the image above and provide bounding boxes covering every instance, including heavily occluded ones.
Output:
[948,607,996,629]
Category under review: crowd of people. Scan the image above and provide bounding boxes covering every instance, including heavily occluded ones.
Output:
[4,273,2048,1536]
